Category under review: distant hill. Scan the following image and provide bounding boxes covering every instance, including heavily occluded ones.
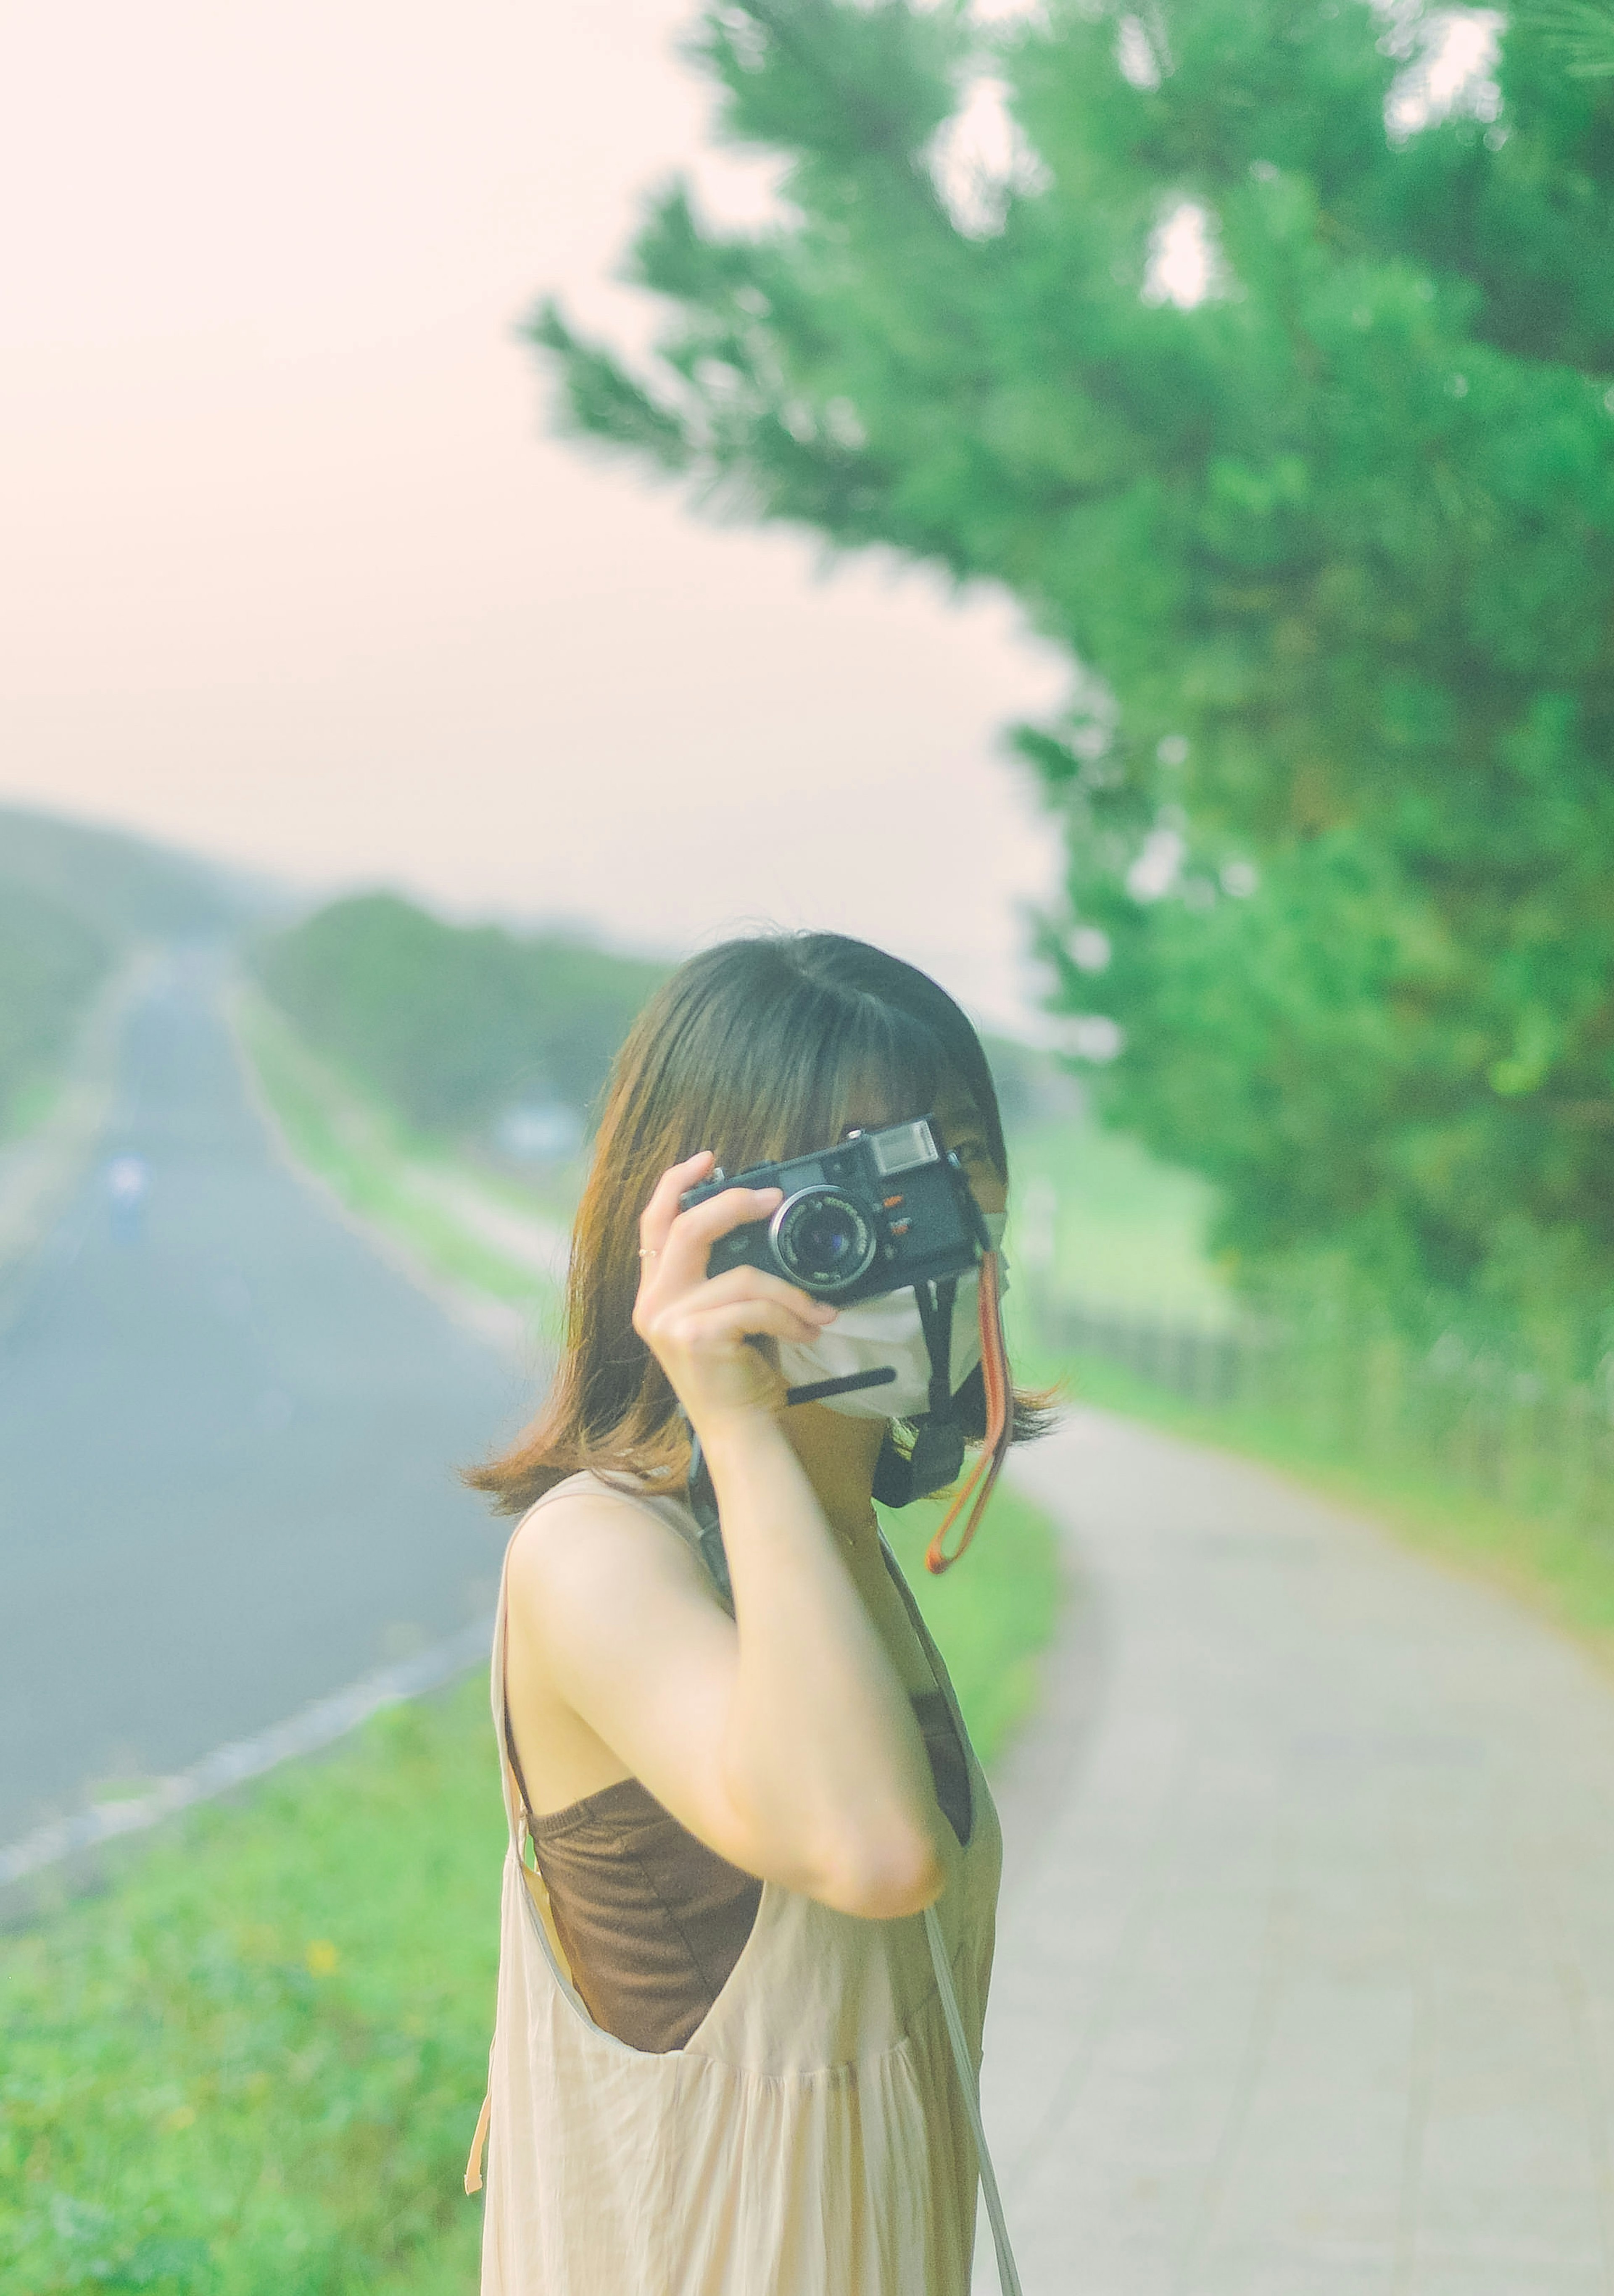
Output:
[253,889,1072,1153]
[0,806,259,943]
[252,892,670,1141]
[0,882,109,1136]
[0,806,264,1136]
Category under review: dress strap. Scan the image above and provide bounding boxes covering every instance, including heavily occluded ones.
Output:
[924,1904,1022,2294]
[464,2084,491,2196]
[878,1535,971,1757]
[886,1537,1015,2283]
[491,1472,722,1843]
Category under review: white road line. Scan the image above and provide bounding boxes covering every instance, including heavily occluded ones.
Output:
[0,1615,493,1889]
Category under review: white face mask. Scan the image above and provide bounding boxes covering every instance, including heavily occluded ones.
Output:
[775,1211,1010,1419]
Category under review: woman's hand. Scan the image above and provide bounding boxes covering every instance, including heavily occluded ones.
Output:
[633,1150,838,1439]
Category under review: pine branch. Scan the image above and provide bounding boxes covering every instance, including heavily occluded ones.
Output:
[1514,0,1614,76]
[525,300,695,472]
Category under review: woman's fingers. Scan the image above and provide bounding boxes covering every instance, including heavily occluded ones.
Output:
[665,1296,832,1353]
[689,1264,836,1324]
[638,1266,829,1353]
[638,1149,716,1260]
[655,1181,784,1290]
[636,1153,783,1272]
[634,1156,835,1424]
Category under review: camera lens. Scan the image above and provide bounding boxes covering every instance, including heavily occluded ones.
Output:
[771,1187,875,1293]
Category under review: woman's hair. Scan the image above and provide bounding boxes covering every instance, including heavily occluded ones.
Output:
[467,930,1052,1514]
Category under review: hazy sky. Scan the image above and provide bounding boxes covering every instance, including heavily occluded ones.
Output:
[0,1,1072,1032]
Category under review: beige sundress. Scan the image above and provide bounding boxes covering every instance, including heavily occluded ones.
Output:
[468,1470,1011,2295]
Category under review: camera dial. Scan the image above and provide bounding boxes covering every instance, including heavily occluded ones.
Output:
[769,1187,877,1294]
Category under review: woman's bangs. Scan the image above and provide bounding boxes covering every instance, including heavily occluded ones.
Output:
[701,990,945,1174]
[817,998,950,1151]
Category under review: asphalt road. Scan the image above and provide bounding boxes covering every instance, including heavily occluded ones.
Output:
[0,946,526,1851]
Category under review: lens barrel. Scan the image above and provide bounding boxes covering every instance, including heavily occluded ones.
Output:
[770,1187,876,1293]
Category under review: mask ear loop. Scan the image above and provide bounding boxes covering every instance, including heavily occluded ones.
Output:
[925,1250,1010,1575]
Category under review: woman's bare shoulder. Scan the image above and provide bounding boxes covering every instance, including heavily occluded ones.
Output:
[506,1480,713,1630]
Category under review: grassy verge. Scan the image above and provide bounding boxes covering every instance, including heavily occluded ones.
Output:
[1026,1334,1614,1662]
[883,1480,1063,1765]
[1005,1106,1230,1324]
[2,1689,503,2296]
[1,1072,64,1148]
[0,996,1071,2294]
[230,985,566,1334]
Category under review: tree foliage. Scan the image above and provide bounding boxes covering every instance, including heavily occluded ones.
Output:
[534,0,1614,1361]
[1520,0,1614,80]
[253,895,666,1137]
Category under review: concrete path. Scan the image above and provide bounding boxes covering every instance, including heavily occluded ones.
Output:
[983,1411,1614,2295]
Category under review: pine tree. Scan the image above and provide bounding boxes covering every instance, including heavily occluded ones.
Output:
[535,0,1614,1362]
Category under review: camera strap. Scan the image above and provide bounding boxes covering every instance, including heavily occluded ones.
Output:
[688,1266,984,1582]
[902,1277,969,1498]
[925,1901,1023,2294]
[915,1277,959,1426]
[924,1251,1011,1575]
[783,1366,897,1408]
[683,1422,734,1608]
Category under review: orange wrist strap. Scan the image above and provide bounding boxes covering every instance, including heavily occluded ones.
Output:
[925,1250,1010,1574]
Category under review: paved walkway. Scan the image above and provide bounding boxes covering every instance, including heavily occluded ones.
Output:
[984,1409,1614,2296]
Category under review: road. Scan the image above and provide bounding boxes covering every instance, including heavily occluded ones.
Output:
[0,946,526,1852]
[984,1411,1614,2295]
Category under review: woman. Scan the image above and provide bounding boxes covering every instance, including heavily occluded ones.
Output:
[464,932,1046,2295]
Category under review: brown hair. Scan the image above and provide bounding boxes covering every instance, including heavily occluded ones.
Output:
[467,931,1051,1514]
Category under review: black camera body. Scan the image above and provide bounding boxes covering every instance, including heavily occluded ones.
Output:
[679,1116,987,1306]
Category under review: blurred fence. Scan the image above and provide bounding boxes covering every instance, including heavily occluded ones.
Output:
[1037,1292,1614,1535]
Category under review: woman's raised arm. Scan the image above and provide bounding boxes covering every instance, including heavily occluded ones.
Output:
[504,1151,947,1920]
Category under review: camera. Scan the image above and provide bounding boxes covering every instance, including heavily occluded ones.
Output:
[679,1116,987,1305]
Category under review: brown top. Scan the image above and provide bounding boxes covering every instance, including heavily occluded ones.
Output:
[509,1690,972,2055]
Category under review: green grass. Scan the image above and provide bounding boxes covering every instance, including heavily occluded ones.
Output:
[1005,1106,1231,1323]
[0,881,110,1143]
[2,1690,504,2296]
[882,1478,1063,1767]
[1,1073,63,1150]
[230,985,565,1334]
